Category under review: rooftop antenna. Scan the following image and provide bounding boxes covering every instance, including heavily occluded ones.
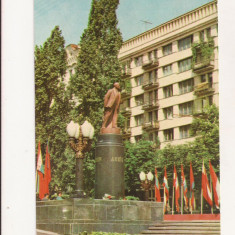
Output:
[140,20,153,31]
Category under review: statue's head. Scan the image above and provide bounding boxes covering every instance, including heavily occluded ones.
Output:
[114,82,120,90]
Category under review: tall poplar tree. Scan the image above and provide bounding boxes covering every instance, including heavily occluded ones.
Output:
[35,26,74,191]
[69,0,123,130]
[68,0,123,197]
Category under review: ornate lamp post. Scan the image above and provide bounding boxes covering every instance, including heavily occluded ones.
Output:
[139,171,154,201]
[66,120,94,198]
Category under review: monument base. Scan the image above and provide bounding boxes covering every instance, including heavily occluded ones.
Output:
[36,199,164,234]
[95,133,124,199]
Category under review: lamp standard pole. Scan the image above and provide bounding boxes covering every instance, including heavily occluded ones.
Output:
[139,171,154,201]
[67,121,94,198]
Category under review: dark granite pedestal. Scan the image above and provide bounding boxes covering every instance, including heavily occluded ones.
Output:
[36,199,164,234]
[95,134,125,199]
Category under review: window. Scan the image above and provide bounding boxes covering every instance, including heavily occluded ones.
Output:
[178,36,193,51]
[147,50,157,62]
[201,74,206,83]
[200,72,213,86]
[163,85,173,98]
[194,97,213,113]
[154,89,158,100]
[148,70,158,83]
[163,44,172,56]
[200,30,205,42]
[208,73,213,87]
[135,75,143,86]
[135,94,144,106]
[206,27,211,39]
[164,128,174,141]
[163,64,173,76]
[179,78,194,94]
[154,110,158,121]
[163,106,173,119]
[179,101,193,116]
[135,114,144,126]
[148,71,153,83]
[180,125,191,139]
[178,57,192,73]
[148,91,153,103]
[134,55,143,67]
[153,49,158,59]
[148,112,153,123]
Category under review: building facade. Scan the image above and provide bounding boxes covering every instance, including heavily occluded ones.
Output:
[64,44,80,84]
[118,1,218,148]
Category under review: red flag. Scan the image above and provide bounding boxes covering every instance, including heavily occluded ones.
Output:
[189,162,195,210]
[36,141,45,200]
[181,165,188,207]
[173,165,180,212]
[202,160,213,206]
[209,161,220,209]
[155,168,161,202]
[44,144,51,194]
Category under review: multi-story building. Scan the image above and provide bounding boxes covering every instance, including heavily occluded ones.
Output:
[118,1,218,148]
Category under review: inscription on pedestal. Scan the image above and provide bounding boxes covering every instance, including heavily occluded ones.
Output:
[95,134,125,199]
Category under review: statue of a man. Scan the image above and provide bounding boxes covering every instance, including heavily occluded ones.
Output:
[102,82,121,129]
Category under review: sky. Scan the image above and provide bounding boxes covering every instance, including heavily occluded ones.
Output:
[34,0,214,46]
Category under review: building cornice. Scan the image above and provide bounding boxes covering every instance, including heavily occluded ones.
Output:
[119,1,217,60]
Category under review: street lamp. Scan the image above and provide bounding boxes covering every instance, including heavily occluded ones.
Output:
[139,171,154,201]
[66,120,94,198]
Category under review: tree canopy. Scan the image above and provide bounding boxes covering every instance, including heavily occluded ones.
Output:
[35,26,74,192]
[69,0,123,131]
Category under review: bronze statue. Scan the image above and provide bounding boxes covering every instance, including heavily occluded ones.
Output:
[101,82,121,132]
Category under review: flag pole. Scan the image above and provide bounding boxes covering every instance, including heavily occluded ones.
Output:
[210,174,214,214]
[181,181,183,215]
[201,188,203,214]
[164,186,166,213]
[172,186,175,215]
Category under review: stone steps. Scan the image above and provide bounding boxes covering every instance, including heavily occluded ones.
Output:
[141,221,220,235]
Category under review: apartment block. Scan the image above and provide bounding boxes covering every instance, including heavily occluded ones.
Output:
[118,1,218,148]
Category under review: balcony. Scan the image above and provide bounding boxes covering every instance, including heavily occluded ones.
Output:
[194,82,214,97]
[143,81,159,90]
[121,89,131,99]
[142,101,159,111]
[142,121,159,131]
[192,59,214,73]
[120,107,131,116]
[142,58,159,70]
[121,68,132,78]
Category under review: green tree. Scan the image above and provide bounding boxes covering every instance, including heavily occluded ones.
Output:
[68,0,123,196]
[69,0,123,130]
[35,26,74,192]
[124,139,158,198]
[190,104,219,169]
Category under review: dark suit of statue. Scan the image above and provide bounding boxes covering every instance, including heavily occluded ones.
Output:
[102,83,121,129]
